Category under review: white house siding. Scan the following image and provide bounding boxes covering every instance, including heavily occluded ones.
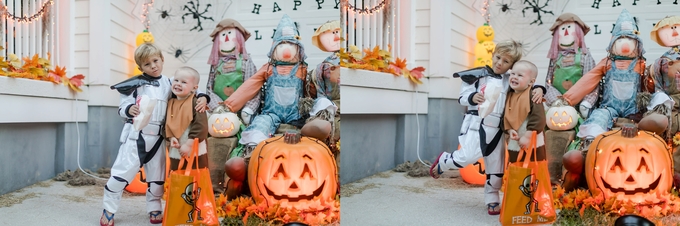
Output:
[410,0,485,99]
[148,0,340,94]
[488,0,680,87]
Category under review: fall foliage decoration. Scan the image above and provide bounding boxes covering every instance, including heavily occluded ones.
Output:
[546,105,579,131]
[207,105,241,138]
[216,195,340,225]
[338,45,425,85]
[585,126,673,204]
[553,185,680,224]
[248,132,338,211]
[0,49,85,92]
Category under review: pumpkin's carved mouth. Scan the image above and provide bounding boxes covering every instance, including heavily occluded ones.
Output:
[550,117,573,128]
[484,32,493,37]
[211,123,234,134]
[601,175,661,195]
[264,181,326,202]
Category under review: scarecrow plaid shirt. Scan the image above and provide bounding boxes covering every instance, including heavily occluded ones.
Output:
[206,55,260,112]
[544,49,598,107]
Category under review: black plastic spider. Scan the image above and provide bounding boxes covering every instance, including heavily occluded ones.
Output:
[156,5,173,21]
[181,0,214,31]
[497,0,513,14]
[521,0,554,25]
[167,45,191,63]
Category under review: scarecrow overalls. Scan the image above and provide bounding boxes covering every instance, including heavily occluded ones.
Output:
[553,49,583,94]
[578,59,639,139]
[213,56,244,101]
[106,75,170,214]
[241,64,303,146]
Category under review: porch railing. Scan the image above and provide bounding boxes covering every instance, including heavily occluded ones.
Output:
[1,0,58,65]
[341,0,400,58]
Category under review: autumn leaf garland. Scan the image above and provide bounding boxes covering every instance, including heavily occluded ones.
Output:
[0,49,85,93]
[553,185,680,222]
[339,45,425,85]
[216,194,341,225]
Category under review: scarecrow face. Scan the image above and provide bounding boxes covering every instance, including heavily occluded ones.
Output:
[558,22,576,49]
[319,28,341,52]
[611,37,638,57]
[219,28,238,55]
[273,42,300,63]
[657,24,680,47]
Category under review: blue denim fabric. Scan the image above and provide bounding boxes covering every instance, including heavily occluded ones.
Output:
[581,59,640,133]
[244,64,303,136]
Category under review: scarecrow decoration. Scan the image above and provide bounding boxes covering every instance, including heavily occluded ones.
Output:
[301,20,341,156]
[559,9,671,192]
[649,15,680,185]
[205,18,260,122]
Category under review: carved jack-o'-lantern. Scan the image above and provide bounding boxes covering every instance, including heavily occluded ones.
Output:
[132,30,155,77]
[546,105,579,130]
[474,57,493,68]
[135,30,155,46]
[208,106,241,137]
[460,158,486,185]
[474,41,496,60]
[585,125,673,203]
[476,23,495,42]
[248,132,338,210]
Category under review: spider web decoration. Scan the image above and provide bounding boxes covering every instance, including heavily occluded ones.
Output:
[478,0,568,55]
[132,0,232,64]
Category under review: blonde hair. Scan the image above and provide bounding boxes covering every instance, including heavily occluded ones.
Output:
[514,60,538,79]
[134,43,164,68]
[493,40,523,63]
[175,66,201,84]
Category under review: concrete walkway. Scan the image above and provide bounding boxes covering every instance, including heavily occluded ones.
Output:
[341,169,506,226]
[0,179,152,226]
[1,168,547,226]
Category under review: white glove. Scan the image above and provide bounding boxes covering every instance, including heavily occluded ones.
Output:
[241,107,254,125]
[579,102,592,118]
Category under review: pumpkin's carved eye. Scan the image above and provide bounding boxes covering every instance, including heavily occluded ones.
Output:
[610,149,625,172]
[274,155,289,179]
[553,112,558,117]
[636,149,650,172]
[301,164,313,179]
[562,112,567,116]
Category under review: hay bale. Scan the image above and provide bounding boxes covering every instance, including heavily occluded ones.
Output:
[207,136,239,194]
[545,130,575,185]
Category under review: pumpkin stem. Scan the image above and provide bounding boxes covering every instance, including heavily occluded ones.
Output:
[284,131,301,144]
[621,123,638,138]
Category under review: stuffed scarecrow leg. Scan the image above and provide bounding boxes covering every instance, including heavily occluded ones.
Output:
[301,97,336,140]
[239,113,283,146]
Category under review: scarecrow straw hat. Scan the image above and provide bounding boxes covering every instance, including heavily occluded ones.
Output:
[650,16,680,46]
[210,18,251,41]
[549,13,591,35]
[312,20,341,52]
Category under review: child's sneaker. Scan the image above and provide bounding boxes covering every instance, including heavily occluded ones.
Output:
[429,152,445,179]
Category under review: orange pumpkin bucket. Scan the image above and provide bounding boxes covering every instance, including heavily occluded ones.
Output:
[125,167,147,194]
